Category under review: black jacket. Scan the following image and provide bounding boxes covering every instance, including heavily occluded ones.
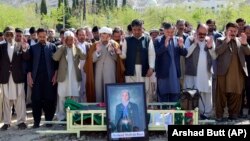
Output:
[0,43,28,84]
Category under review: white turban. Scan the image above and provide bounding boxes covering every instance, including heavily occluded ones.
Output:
[99,27,112,34]
[64,31,75,38]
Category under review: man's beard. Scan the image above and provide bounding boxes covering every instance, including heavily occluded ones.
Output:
[66,43,73,48]
[101,39,109,45]
[115,39,120,43]
[230,35,236,39]
[177,29,184,34]
[94,37,99,41]
[208,28,214,32]
[199,37,206,42]
[78,39,85,43]
[39,40,46,45]
[7,39,14,44]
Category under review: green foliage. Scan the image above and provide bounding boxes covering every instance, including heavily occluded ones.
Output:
[96,0,102,11]
[109,0,114,9]
[1,1,250,32]
[41,5,64,29]
[122,0,126,7]
[72,0,77,9]
[56,0,72,29]
[64,0,69,7]
[103,0,107,11]
[68,16,81,28]
[35,3,39,14]
[115,0,118,7]
[58,0,62,7]
[92,0,95,7]
[72,0,80,17]
[95,0,117,12]
[80,6,139,28]
[0,4,40,31]
[76,0,79,6]
[40,0,47,15]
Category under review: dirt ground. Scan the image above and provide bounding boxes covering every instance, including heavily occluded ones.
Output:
[0,108,249,141]
[0,124,167,141]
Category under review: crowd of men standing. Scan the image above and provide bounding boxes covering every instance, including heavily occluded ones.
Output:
[0,17,250,131]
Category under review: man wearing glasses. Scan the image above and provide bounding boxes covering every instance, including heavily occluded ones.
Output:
[184,24,217,119]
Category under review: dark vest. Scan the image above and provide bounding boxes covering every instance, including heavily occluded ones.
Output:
[0,43,26,84]
[37,45,48,75]
[125,36,150,77]
[29,42,58,82]
[185,40,213,76]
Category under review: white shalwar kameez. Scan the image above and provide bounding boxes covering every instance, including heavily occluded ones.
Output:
[2,43,26,125]
[56,48,81,121]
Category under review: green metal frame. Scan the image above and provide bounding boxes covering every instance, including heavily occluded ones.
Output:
[37,103,199,138]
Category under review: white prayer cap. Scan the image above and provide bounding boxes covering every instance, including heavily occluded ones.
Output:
[69,28,76,33]
[64,31,75,38]
[23,28,30,36]
[99,27,112,34]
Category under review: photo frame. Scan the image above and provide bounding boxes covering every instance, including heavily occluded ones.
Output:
[105,82,149,141]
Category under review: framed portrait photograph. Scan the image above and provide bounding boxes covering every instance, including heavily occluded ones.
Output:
[105,82,149,141]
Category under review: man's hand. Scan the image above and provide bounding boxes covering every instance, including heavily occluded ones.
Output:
[121,35,125,42]
[165,36,171,48]
[107,43,115,53]
[226,30,232,43]
[178,37,184,48]
[206,36,213,49]
[96,42,101,52]
[21,43,29,51]
[146,68,154,77]
[240,32,248,45]
[112,42,121,54]
[74,37,79,47]
[194,33,199,44]
[115,48,122,54]
[27,72,33,88]
[51,71,57,86]
[21,37,29,51]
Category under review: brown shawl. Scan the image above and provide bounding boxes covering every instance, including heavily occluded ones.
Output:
[84,41,125,102]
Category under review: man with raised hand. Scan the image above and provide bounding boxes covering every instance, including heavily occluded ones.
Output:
[0,26,28,130]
